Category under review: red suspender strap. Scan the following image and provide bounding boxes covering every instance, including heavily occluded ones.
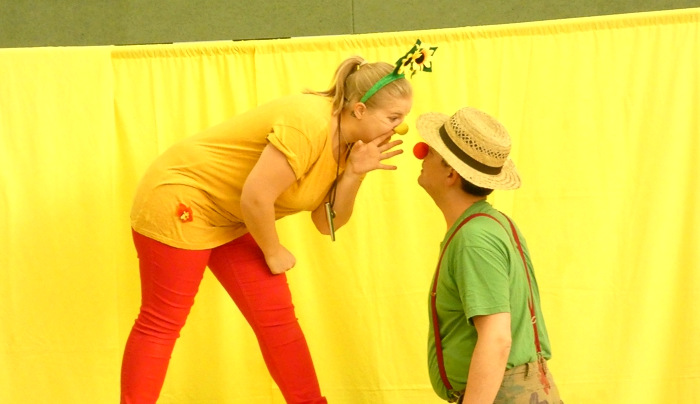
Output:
[502,214,551,394]
[430,213,489,391]
[430,212,550,395]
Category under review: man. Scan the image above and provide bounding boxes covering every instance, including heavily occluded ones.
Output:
[414,107,563,403]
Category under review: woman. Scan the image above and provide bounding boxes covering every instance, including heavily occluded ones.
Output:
[121,45,419,404]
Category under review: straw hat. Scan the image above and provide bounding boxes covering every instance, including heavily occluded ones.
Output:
[416,107,521,190]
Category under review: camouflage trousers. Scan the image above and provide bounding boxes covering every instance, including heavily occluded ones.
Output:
[456,361,563,404]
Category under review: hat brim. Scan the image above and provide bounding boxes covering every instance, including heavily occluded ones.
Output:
[416,112,521,190]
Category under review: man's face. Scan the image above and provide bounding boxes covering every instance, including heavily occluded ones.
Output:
[417,146,449,197]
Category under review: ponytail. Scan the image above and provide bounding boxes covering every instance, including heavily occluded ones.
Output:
[305,56,411,116]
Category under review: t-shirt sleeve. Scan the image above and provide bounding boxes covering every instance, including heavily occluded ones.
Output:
[451,227,511,323]
[267,124,319,180]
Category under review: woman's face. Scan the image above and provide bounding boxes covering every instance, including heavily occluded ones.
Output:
[354,96,413,143]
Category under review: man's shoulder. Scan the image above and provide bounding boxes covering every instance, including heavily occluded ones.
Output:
[453,210,511,248]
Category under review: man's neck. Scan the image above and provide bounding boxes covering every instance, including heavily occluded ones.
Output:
[441,194,486,230]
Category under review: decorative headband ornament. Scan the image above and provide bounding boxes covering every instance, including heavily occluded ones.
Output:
[360,39,437,103]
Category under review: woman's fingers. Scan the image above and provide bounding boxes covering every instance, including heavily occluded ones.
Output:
[380,138,403,152]
[379,148,403,160]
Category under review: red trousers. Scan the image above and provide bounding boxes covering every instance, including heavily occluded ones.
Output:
[121,230,327,404]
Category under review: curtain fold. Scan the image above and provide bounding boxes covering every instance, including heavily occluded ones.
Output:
[0,46,121,401]
[1,8,698,403]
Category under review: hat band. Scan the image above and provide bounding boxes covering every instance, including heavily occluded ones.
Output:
[439,125,502,175]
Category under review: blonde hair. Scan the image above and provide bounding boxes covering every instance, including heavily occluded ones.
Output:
[306,56,413,116]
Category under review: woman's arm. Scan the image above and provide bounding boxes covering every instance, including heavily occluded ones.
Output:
[311,132,403,234]
[240,143,297,274]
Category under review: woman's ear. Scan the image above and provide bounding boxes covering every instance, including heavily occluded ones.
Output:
[352,102,367,119]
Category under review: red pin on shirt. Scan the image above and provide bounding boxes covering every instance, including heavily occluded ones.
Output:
[413,142,429,159]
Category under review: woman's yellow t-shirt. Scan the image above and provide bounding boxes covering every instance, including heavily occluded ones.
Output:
[130,94,340,249]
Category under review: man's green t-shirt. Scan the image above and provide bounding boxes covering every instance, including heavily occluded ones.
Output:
[427,200,552,400]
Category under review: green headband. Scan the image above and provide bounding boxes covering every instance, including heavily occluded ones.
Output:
[359,39,438,104]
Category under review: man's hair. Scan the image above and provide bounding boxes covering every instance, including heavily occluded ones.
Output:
[459,177,494,197]
[440,157,493,196]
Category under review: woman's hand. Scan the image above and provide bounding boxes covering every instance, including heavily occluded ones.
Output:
[346,132,404,176]
[264,245,296,274]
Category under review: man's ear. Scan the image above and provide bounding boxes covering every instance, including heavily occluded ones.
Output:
[446,168,461,187]
[352,102,367,119]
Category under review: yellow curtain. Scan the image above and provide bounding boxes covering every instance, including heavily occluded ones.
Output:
[1,8,698,403]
